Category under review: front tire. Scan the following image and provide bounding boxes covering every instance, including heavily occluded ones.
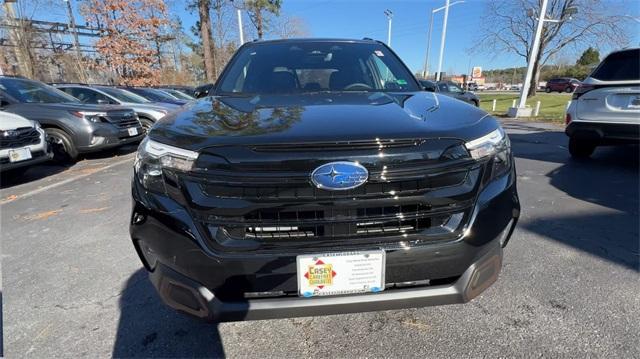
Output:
[565,87,573,93]
[545,87,551,93]
[45,128,78,163]
[568,137,596,158]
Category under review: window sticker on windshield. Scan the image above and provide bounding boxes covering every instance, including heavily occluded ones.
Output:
[374,50,384,57]
[397,79,407,85]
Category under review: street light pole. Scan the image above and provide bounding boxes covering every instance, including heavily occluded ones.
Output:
[509,1,577,117]
[435,0,450,81]
[516,0,548,109]
[237,9,244,45]
[422,11,434,78]
[423,1,464,79]
[384,9,393,47]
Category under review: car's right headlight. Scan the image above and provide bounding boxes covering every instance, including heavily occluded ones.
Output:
[465,127,512,180]
[134,137,198,192]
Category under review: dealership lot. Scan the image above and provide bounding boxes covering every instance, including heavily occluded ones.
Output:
[1,120,638,358]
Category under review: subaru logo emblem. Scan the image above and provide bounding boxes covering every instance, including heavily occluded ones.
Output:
[311,161,368,191]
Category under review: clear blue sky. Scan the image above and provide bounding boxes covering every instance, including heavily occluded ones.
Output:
[30,0,640,75]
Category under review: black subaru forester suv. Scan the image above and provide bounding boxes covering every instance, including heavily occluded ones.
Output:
[130,39,520,322]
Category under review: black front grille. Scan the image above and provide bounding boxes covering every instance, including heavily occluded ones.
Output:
[0,127,40,149]
[179,138,482,248]
[107,112,140,128]
[237,204,453,240]
[200,170,467,200]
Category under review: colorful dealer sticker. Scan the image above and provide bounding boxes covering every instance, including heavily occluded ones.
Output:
[396,79,408,85]
[374,50,385,57]
[297,250,385,297]
[304,259,336,289]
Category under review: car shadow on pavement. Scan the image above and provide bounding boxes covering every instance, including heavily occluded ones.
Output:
[509,131,639,271]
[0,144,138,189]
[112,269,226,358]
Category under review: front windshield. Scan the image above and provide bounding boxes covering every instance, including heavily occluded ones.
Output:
[0,78,79,103]
[217,41,420,95]
[98,87,150,104]
[135,88,177,102]
[163,89,194,100]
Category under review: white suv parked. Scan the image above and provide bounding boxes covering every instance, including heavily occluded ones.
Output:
[1,111,52,174]
[565,48,640,158]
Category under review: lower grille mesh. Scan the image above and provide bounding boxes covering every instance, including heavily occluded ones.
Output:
[228,204,453,241]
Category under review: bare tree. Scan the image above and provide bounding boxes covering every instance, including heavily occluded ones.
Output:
[272,15,309,39]
[475,0,632,96]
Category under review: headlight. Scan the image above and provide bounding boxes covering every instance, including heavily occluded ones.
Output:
[134,137,198,192]
[70,111,108,123]
[465,128,506,159]
[465,127,512,180]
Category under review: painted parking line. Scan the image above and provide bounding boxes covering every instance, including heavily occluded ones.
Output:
[0,157,134,205]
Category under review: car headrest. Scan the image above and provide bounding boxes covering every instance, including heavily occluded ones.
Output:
[269,71,297,93]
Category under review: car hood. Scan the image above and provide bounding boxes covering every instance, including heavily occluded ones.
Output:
[19,102,132,113]
[122,102,174,113]
[0,111,35,130]
[150,92,498,151]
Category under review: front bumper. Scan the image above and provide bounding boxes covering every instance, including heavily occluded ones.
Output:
[130,165,519,322]
[0,149,53,172]
[148,240,504,321]
[77,124,144,153]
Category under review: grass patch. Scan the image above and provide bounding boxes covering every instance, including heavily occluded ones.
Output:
[478,93,571,123]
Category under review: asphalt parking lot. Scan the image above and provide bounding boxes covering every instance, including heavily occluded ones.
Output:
[1,120,638,358]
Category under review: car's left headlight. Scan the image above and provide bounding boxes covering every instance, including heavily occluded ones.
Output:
[465,127,512,180]
[134,137,199,192]
[70,111,109,123]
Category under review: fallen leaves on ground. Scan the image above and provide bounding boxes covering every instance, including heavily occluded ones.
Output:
[23,209,62,221]
[79,207,111,214]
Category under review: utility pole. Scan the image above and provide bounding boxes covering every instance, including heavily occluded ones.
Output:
[384,9,393,47]
[62,0,87,82]
[435,0,450,81]
[237,9,244,45]
[422,11,435,78]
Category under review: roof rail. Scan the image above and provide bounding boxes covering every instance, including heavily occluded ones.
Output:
[49,82,88,86]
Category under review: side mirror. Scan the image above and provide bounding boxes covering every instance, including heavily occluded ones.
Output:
[0,94,8,108]
[423,85,436,92]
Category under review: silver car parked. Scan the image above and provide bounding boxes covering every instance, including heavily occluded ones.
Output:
[55,85,179,133]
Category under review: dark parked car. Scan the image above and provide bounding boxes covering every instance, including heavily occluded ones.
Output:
[420,80,480,106]
[157,85,196,98]
[0,76,143,162]
[193,83,214,98]
[131,39,519,322]
[118,87,187,106]
[545,77,581,93]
